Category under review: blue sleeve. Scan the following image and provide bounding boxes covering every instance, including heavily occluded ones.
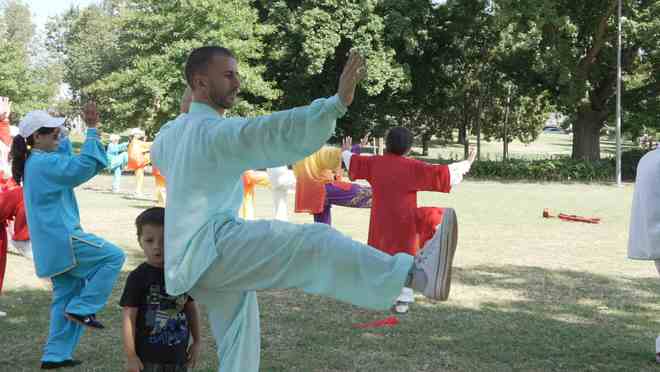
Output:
[38,128,108,188]
[208,95,347,171]
[57,137,73,155]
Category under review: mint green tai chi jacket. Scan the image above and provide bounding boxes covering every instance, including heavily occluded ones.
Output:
[151,96,347,295]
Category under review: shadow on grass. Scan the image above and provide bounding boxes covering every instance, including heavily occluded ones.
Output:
[2,265,659,371]
[0,272,131,372]
[259,265,660,371]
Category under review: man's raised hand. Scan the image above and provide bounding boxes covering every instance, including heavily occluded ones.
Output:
[337,51,366,107]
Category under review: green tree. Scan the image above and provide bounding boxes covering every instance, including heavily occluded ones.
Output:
[46,4,121,101]
[0,0,59,118]
[495,0,660,160]
[51,0,279,135]
[255,0,409,141]
[382,0,551,159]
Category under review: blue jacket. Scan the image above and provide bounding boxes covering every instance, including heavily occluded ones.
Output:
[23,129,108,277]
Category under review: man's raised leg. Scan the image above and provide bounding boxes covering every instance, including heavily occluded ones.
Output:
[196,219,412,310]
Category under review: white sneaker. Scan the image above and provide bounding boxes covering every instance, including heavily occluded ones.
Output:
[410,208,457,301]
[0,310,6,317]
[392,302,410,314]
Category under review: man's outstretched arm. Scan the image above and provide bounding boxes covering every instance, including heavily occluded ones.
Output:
[209,52,366,171]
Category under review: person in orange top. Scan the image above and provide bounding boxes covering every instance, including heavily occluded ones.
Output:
[293,145,372,225]
[127,129,152,197]
[240,170,271,219]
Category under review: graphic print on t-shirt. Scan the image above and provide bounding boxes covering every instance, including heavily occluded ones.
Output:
[144,283,189,347]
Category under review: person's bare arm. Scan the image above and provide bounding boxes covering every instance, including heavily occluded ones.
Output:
[184,300,202,368]
[122,307,144,372]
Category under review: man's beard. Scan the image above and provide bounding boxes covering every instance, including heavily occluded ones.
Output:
[210,86,237,110]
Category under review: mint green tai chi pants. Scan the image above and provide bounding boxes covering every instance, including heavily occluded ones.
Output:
[189,218,414,372]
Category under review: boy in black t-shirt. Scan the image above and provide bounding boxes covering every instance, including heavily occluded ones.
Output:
[120,207,201,372]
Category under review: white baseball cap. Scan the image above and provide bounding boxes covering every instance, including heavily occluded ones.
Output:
[18,110,65,138]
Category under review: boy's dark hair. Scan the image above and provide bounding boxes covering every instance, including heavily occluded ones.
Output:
[385,127,413,156]
[135,207,165,237]
[184,46,236,88]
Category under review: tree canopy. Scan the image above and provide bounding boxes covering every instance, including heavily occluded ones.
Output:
[2,0,659,161]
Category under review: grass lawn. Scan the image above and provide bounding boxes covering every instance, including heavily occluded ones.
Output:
[2,170,657,372]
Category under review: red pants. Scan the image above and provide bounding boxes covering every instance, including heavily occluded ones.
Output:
[415,207,445,252]
[0,187,29,293]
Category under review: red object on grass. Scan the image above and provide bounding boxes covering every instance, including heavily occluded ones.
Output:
[352,316,400,329]
[557,213,601,224]
[543,209,601,224]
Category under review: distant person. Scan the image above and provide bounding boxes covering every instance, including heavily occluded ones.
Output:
[127,128,152,197]
[107,134,129,193]
[342,128,475,313]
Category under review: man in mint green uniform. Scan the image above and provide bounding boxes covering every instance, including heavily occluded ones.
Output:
[151,46,459,372]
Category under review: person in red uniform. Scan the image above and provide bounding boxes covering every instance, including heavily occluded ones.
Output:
[0,97,30,317]
[343,127,475,313]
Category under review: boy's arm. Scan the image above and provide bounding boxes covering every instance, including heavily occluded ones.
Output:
[184,299,201,368]
[122,307,144,372]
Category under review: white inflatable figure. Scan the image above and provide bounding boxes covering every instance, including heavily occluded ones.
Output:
[266,166,296,221]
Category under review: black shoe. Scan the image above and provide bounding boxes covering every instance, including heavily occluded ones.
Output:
[65,313,105,329]
[41,359,82,369]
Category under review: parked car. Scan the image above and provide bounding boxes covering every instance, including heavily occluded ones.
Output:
[543,126,564,134]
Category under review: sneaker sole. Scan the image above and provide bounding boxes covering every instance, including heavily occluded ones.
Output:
[435,208,457,301]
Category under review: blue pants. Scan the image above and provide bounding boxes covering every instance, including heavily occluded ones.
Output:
[189,219,413,372]
[109,152,128,192]
[42,233,125,363]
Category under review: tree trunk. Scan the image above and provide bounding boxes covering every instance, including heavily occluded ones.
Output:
[503,91,511,161]
[421,132,430,156]
[572,107,605,161]
[464,118,471,159]
[476,119,481,160]
[458,124,466,145]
